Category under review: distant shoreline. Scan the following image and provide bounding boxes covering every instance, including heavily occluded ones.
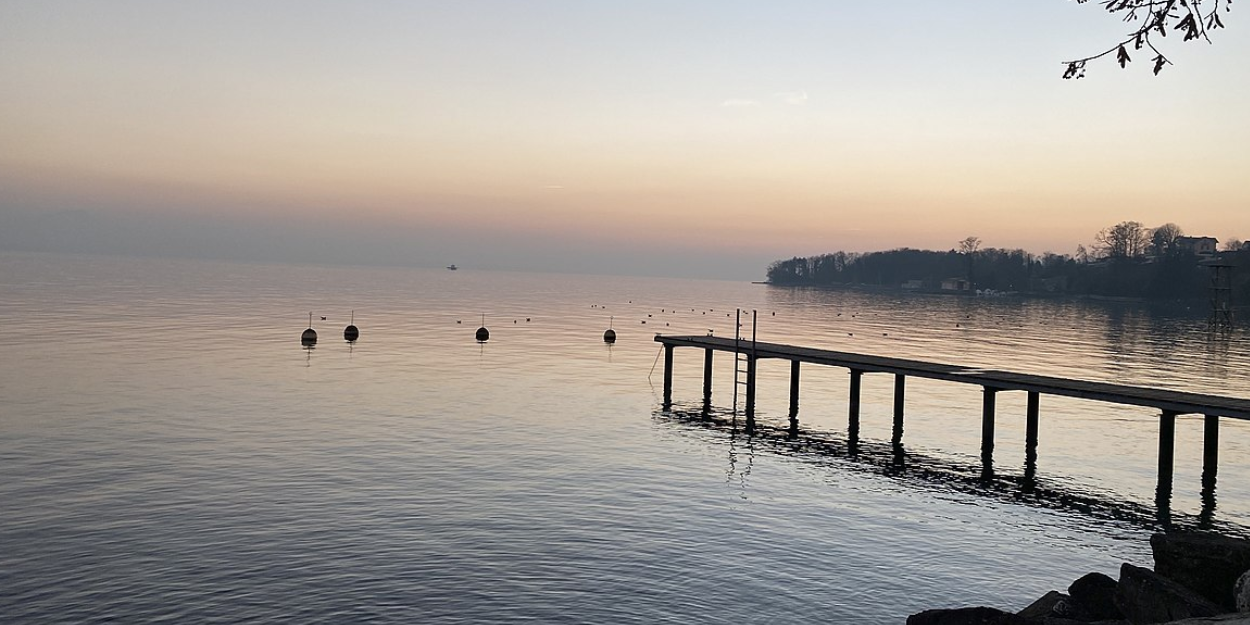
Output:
[754,279,1244,311]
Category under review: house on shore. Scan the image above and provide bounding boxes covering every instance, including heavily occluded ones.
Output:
[1177,236,1219,256]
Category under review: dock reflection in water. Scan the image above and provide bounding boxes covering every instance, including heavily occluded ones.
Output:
[657,401,1235,538]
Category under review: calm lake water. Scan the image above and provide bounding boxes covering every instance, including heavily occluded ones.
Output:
[2,251,1249,623]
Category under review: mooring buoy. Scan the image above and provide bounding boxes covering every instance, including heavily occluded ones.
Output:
[344,310,359,342]
[301,312,317,345]
[476,314,489,342]
[604,316,616,343]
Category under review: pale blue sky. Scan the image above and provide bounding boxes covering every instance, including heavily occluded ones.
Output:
[2,1,1246,278]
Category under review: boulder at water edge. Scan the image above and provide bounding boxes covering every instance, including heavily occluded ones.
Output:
[906,606,1027,625]
[1015,591,1069,621]
[1154,616,1250,624]
[1115,563,1223,624]
[1236,571,1250,613]
[1069,572,1124,621]
[1152,532,1250,611]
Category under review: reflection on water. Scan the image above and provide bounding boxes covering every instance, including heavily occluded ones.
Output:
[659,401,1240,538]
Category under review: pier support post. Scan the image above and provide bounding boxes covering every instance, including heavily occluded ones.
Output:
[662,344,674,407]
[981,387,998,479]
[745,355,757,431]
[1203,414,1220,486]
[848,370,863,455]
[1024,391,1039,488]
[1201,414,1220,527]
[892,374,906,451]
[702,348,713,403]
[789,361,800,417]
[1157,410,1178,513]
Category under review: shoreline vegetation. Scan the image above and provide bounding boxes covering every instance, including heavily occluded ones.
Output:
[765,224,1250,304]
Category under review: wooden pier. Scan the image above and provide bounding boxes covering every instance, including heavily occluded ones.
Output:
[655,333,1250,510]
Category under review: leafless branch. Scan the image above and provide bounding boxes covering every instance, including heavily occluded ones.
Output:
[1062,0,1230,78]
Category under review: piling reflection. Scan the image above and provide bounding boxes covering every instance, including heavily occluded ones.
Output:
[847,422,860,458]
[979,452,994,484]
[1200,472,1218,530]
[726,428,754,501]
[1022,440,1038,494]
[1156,484,1173,530]
[657,401,1235,537]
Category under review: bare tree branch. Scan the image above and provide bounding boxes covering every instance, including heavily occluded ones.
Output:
[1063,0,1231,78]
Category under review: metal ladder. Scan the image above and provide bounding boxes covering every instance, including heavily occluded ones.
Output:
[732,308,757,415]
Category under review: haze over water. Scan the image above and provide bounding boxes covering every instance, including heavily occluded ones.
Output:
[3,251,1249,623]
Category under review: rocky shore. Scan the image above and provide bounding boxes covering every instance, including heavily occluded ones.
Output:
[907,532,1250,625]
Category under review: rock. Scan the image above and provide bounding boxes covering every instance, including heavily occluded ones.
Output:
[1157,616,1250,624]
[1017,592,1068,621]
[1070,572,1125,620]
[1037,620,1129,625]
[906,607,1028,625]
[1152,532,1250,610]
[1116,563,1223,624]
[1237,570,1250,613]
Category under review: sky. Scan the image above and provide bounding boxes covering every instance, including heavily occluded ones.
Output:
[1,1,1247,280]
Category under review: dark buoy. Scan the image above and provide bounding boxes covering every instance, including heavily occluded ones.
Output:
[344,310,359,342]
[604,316,616,343]
[301,312,317,345]
[476,314,489,342]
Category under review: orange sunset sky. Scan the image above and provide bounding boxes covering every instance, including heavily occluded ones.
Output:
[1,2,1247,279]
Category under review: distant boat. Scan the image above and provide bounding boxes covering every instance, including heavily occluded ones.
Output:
[446,264,458,270]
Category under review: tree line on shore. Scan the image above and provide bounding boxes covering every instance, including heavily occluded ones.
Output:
[766,222,1250,301]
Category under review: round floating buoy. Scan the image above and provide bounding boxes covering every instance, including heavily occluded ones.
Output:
[475,313,489,342]
[344,310,359,342]
[604,329,616,343]
[301,312,317,345]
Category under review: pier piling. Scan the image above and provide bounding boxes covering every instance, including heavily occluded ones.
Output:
[789,361,800,417]
[981,387,998,479]
[1025,392,1040,460]
[663,344,674,407]
[1025,391,1040,486]
[1203,414,1220,485]
[745,355,757,429]
[848,369,863,455]
[1157,410,1178,506]
[892,374,906,445]
[703,349,714,403]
